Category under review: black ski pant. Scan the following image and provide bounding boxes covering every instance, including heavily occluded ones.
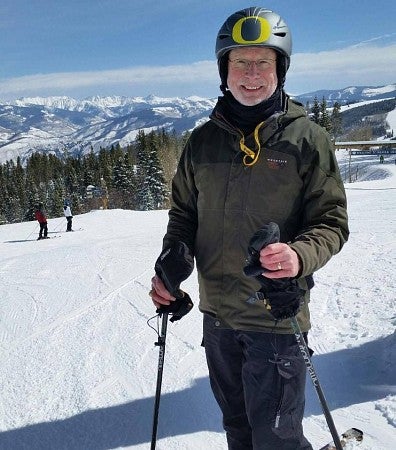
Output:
[66,216,72,231]
[39,222,48,238]
[203,314,313,450]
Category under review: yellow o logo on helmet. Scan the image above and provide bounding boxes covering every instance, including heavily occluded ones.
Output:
[232,16,271,44]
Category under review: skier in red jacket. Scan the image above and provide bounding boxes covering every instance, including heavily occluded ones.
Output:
[34,204,48,240]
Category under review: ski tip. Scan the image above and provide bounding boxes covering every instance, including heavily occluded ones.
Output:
[319,428,363,450]
[343,427,363,441]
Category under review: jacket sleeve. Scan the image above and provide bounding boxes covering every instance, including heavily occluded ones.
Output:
[289,128,349,277]
[162,138,198,254]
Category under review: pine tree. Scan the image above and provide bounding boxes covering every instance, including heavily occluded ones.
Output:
[311,97,320,124]
[83,151,97,187]
[331,102,343,140]
[47,178,65,217]
[319,97,332,132]
[0,166,6,222]
[14,157,26,208]
[156,129,181,200]
[146,138,168,209]
[24,176,40,222]
[98,148,113,187]
[112,154,135,209]
[3,160,24,222]
[134,130,169,210]
[134,130,153,210]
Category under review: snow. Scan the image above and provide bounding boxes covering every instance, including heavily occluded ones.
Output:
[0,151,395,450]
[386,108,396,134]
[339,98,395,112]
[362,84,396,97]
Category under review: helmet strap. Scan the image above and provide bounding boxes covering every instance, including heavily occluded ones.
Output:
[218,52,230,93]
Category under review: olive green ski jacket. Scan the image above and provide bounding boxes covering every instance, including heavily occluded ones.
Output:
[163,96,349,333]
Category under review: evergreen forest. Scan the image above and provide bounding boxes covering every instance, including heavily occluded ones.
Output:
[0,129,188,224]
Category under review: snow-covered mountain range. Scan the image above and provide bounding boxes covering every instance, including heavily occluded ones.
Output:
[0,95,216,164]
[294,83,396,106]
[0,83,394,164]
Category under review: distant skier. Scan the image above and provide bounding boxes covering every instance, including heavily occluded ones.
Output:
[63,204,73,232]
[34,204,48,240]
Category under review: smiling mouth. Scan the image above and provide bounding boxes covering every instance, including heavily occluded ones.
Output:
[242,86,262,91]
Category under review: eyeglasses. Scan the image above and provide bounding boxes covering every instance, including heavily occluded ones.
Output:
[228,58,276,72]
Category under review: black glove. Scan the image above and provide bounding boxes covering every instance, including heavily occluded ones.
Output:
[156,291,194,322]
[154,241,194,321]
[243,222,304,321]
[243,222,280,277]
[249,278,304,321]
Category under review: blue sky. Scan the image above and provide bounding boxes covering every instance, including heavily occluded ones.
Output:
[0,0,395,100]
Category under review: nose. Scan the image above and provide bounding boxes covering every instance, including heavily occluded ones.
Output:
[245,61,260,75]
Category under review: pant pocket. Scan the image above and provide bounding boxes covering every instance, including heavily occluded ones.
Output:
[270,353,306,439]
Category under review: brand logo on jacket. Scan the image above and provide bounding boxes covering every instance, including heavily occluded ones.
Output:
[266,158,287,170]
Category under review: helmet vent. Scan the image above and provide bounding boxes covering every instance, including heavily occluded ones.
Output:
[274,32,286,37]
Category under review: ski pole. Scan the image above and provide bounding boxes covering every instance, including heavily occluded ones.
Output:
[25,224,38,241]
[151,311,169,450]
[52,217,65,232]
[290,316,343,450]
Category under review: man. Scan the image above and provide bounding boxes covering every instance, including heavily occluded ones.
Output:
[150,7,348,450]
[63,203,73,232]
[34,203,48,240]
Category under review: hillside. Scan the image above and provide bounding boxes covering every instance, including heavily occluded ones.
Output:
[339,98,396,138]
[0,151,395,449]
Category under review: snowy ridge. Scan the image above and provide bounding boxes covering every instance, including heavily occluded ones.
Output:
[0,83,394,164]
[295,83,396,105]
[362,85,396,97]
[0,151,395,449]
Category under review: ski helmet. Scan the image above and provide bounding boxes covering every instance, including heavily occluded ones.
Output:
[215,7,292,92]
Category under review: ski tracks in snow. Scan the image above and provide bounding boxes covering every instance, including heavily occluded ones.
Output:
[305,173,396,449]
[311,223,395,352]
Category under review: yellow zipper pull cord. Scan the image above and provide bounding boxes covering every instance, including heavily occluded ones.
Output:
[239,121,265,167]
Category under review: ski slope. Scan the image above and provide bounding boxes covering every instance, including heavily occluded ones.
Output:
[0,150,395,449]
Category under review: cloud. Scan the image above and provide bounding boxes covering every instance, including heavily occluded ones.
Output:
[287,42,396,93]
[0,61,218,100]
[0,42,395,100]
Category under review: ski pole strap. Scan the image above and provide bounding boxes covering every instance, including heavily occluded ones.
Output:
[156,292,193,322]
[245,278,304,321]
